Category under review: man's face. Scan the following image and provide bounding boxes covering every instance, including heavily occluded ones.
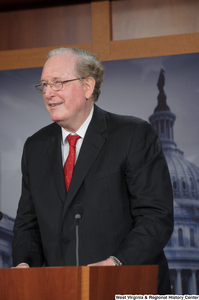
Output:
[41,52,94,132]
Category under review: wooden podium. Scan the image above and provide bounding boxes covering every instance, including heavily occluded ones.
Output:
[0,265,158,299]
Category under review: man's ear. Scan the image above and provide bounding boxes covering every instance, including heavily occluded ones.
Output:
[84,77,95,100]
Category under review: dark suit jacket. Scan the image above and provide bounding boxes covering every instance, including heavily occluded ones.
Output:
[13,105,173,294]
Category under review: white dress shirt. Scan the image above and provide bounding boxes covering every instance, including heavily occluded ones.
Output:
[61,106,94,166]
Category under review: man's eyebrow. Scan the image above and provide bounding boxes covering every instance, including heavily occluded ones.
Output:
[40,77,61,82]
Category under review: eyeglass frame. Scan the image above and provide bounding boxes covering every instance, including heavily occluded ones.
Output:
[35,77,85,93]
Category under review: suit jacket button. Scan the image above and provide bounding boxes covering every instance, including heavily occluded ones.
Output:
[62,238,69,245]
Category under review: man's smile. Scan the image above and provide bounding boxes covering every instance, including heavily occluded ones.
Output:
[49,103,63,107]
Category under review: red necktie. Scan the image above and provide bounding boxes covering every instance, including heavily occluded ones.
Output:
[64,134,80,192]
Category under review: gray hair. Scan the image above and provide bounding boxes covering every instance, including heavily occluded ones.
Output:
[48,47,104,102]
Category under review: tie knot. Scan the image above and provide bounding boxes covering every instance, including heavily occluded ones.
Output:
[67,134,80,147]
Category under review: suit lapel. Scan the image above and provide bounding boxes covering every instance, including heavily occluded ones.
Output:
[62,105,107,219]
[47,124,66,202]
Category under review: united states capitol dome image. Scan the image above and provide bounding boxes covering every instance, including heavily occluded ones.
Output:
[149,69,199,295]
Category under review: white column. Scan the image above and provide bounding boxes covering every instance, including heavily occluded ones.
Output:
[164,119,166,139]
[171,122,174,141]
[176,269,182,295]
[191,270,197,294]
[158,120,161,139]
[169,120,172,140]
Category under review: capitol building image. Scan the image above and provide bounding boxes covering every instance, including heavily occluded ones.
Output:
[149,69,199,295]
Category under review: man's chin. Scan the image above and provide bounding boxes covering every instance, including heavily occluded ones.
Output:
[50,114,62,123]
[51,118,61,125]
[51,118,65,128]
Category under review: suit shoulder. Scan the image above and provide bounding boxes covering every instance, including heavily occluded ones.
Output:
[94,105,154,136]
[103,109,150,129]
[26,122,60,143]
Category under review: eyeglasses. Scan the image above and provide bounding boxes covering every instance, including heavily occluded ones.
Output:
[35,77,85,93]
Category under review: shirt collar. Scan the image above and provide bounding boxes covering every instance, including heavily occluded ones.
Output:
[61,106,94,145]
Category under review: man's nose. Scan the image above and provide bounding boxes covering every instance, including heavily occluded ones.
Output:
[44,83,54,98]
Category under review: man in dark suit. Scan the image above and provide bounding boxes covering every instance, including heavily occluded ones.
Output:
[12,48,173,294]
